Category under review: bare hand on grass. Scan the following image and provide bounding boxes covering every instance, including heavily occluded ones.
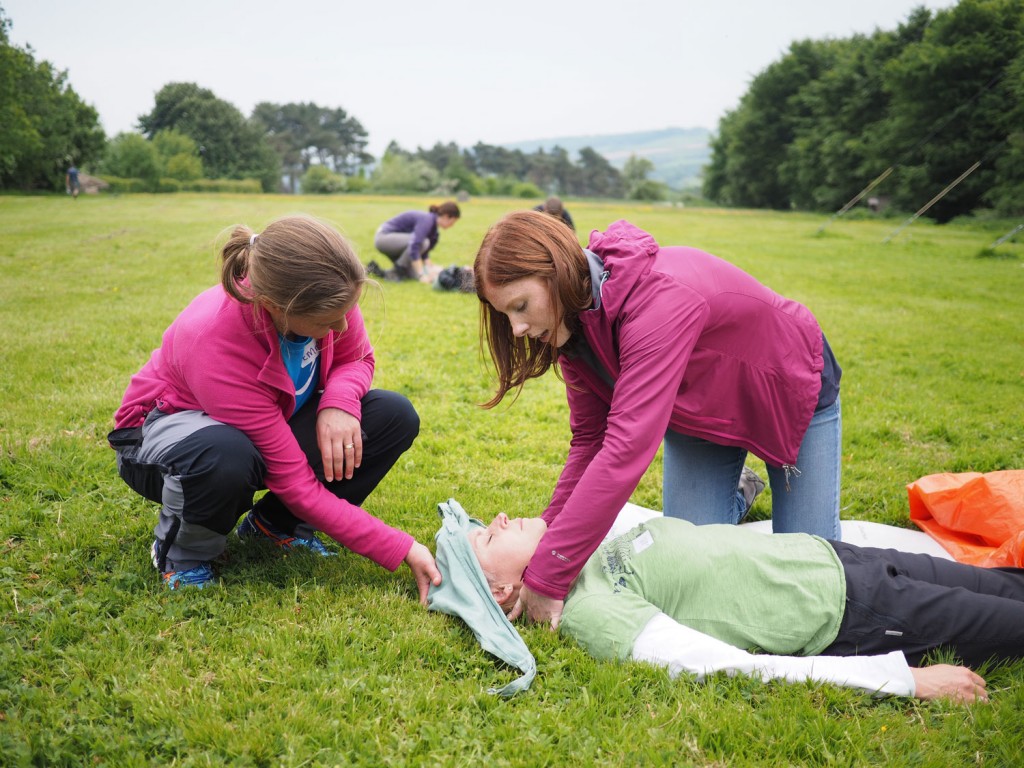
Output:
[405,541,442,605]
[912,665,988,703]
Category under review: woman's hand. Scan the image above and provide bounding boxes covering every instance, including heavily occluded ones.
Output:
[316,407,361,482]
[405,541,442,605]
[508,585,564,631]
[911,665,988,702]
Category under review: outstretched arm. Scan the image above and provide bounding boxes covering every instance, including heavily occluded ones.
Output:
[632,613,919,698]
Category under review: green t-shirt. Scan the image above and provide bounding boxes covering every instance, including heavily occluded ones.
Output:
[560,518,846,661]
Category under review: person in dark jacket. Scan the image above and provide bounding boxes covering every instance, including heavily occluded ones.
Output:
[532,196,574,231]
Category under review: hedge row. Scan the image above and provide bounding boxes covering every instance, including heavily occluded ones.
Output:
[98,176,263,194]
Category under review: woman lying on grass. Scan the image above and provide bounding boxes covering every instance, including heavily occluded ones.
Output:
[432,501,1024,702]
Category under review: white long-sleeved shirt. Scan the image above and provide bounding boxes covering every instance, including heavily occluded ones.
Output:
[632,613,914,697]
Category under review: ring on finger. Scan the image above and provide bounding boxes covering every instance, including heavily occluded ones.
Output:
[344,443,355,449]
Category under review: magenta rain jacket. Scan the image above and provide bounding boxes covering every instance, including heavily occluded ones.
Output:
[114,285,413,571]
[526,221,826,599]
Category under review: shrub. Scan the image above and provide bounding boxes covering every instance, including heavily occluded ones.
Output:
[164,153,203,181]
[301,165,346,194]
[96,175,151,193]
[94,176,262,194]
[370,153,440,193]
[180,178,262,193]
[512,181,543,199]
[344,174,370,193]
[628,179,669,201]
[155,178,182,193]
[100,133,161,184]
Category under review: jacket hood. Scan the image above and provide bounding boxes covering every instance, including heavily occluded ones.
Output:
[586,220,659,321]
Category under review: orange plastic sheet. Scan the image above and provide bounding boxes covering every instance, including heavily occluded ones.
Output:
[907,470,1024,567]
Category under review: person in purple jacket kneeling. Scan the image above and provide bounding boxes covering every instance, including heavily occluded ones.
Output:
[474,211,843,627]
[372,201,460,283]
[109,215,441,596]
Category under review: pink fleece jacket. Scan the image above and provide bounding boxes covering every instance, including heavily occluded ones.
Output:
[526,221,825,599]
[114,285,413,571]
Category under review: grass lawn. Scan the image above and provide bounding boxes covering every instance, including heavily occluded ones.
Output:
[1,193,1022,766]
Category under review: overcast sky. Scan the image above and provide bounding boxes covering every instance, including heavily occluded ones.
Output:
[5,0,955,157]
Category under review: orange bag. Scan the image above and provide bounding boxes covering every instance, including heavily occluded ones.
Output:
[907,470,1024,567]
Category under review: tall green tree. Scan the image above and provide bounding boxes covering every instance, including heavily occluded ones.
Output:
[705,0,1024,220]
[415,141,461,174]
[250,101,371,178]
[470,142,528,178]
[771,9,931,212]
[704,38,838,209]
[139,82,279,191]
[623,154,668,201]
[984,52,1024,215]
[573,147,624,198]
[548,146,578,197]
[877,0,1024,221]
[0,7,104,190]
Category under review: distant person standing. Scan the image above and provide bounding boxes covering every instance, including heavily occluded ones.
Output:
[66,165,81,198]
[372,201,461,283]
[533,196,574,231]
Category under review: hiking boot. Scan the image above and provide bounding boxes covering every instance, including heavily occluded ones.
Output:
[151,539,215,590]
[739,467,766,513]
[237,509,336,557]
[366,260,386,278]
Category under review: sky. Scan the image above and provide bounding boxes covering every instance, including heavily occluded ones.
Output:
[5,0,957,158]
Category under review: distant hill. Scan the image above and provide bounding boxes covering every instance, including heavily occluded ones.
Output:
[502,127,712,191]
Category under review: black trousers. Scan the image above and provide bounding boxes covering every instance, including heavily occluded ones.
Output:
[113,389,418,570]
[823,540,1024,667]
[252,389,419,533]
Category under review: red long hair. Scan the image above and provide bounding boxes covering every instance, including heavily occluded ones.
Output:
[474,210,592,407]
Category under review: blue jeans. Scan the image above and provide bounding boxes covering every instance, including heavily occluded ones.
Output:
[662,397,841,539]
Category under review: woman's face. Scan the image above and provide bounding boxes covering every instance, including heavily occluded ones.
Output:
[470,513,547,591]
[437,214,458,229]
[483,277,570,348]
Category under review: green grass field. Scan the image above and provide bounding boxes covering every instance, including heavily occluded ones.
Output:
[2,193,1022,766]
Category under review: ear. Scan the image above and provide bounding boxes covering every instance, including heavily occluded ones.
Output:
[491,583,514,608]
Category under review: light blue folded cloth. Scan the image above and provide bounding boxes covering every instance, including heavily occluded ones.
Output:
[427,499,537,697]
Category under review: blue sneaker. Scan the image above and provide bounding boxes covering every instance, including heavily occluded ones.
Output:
[237,509,336,557]
[151,539,215,590]
[163,563,215,590]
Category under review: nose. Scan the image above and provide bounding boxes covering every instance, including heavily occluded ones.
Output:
[510,320,528,337]
[496,513,510,528]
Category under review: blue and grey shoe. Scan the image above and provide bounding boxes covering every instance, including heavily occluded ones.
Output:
[163,563,215,590]
[151,539,215,590]
[739,467,767,514]
[237,509,336,557]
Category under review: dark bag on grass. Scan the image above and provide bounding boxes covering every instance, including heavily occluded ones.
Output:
[434,265,475,293]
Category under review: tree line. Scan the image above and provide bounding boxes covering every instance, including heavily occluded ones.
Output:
[703,0,1024,221]
[0,3,664,201]
[4,0,1021,218]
